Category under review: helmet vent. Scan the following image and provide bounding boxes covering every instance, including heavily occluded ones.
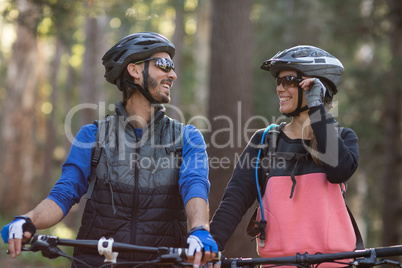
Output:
[114,50,127,62]
[119,37,138,47]
[137,40,158,46]
[314,59,325,63]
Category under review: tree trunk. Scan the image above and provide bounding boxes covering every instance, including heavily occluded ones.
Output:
[62,13,108,231]
[42,37,63,192]
[80,16,100,126]
[0,0,42,214]
[170,0,185,120]
[207,0,255,258]
[192,0,211,124]
[382,0,402,247]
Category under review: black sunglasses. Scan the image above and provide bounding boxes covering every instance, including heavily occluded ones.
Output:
[275,76,302,89]
[133,57,175,72]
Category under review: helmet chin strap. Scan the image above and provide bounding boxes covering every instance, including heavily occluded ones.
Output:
[123,61,159,104]
[282,73,308,117]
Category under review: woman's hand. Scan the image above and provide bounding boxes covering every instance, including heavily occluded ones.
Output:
[300,77,327,108]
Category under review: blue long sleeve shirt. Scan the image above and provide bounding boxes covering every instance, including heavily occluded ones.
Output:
[48,123,210,217]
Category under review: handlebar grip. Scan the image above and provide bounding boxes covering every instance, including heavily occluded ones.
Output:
[169,247,222,263]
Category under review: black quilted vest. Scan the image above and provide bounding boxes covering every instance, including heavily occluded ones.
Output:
[72,103,186,267]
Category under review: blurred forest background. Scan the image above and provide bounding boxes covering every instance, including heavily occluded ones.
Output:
[0,0,401,267]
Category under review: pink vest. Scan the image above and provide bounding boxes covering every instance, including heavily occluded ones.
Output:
[256,173,356,258]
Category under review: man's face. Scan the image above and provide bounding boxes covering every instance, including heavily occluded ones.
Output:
[143,52,177,104]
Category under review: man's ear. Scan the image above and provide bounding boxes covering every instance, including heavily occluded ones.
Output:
[127,63,142,79]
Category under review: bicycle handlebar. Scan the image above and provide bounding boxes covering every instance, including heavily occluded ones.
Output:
[221,246,402,267]
[17,234,221,266]
[8,234,402,267]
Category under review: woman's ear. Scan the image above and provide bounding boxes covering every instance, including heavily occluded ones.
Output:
[127,63,142,79]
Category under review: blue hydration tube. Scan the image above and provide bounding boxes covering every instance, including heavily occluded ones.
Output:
[255,124,276,222]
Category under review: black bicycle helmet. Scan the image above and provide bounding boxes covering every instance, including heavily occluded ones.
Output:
[102,32,175,104]
[102,32,175,85]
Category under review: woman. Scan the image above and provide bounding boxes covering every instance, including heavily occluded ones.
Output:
[210,45,361,265]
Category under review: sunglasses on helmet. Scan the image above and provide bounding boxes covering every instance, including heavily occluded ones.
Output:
[275,76,302,89]
[134,57,175,72]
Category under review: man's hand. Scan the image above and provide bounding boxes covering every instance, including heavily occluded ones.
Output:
[186,226,218,268]
[1,216,36,258]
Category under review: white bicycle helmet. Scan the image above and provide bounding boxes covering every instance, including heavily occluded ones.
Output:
[261,45,344,97]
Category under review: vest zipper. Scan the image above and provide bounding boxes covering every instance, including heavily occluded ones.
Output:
[128,109,163,259]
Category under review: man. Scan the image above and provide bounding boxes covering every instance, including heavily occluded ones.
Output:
[2,32,217,267]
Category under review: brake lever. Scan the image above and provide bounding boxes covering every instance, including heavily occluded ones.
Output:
[159,253,183,263]
[6,247,26,254]
[6,235,39,255]
[26,235,64,259]
[382,259,402,267]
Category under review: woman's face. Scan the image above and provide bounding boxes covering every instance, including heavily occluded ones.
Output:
[276,70,307,114]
